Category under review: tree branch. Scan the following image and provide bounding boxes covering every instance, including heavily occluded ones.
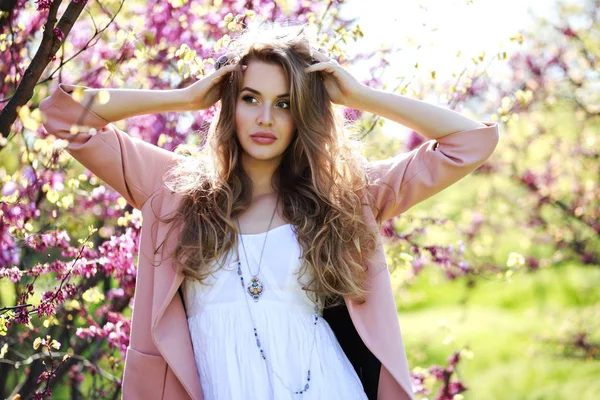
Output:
[0,0,87,142]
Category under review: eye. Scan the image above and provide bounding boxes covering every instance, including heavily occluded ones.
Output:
[276,101,291,109]
[241,95,258,104]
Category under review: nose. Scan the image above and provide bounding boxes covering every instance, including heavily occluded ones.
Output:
[256,104,273,126]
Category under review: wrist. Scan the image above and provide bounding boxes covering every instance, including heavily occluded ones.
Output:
[168,87,194,112]
[345,84,374,111]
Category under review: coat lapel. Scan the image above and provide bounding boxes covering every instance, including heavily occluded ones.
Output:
[150,213,203,400]
[344,207,414,399]
[345,242,414,399]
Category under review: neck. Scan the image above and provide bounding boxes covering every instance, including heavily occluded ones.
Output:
[241,152,281,198]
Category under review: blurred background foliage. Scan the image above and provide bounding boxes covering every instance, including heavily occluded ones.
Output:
[0,0,598,398]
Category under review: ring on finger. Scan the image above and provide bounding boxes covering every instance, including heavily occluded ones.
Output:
[215,55,229,70]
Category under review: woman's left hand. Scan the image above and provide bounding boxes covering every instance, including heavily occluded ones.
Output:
[306,51,366,108]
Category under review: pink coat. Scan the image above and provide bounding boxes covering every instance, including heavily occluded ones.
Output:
[40,83,499,400]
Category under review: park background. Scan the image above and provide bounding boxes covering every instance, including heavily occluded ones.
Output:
[0,0,599,398]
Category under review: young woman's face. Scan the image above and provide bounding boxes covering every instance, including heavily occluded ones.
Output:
[235,60,296,165]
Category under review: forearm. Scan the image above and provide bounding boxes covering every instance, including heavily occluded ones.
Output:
[351,86,486,139]
[75,87,192,122]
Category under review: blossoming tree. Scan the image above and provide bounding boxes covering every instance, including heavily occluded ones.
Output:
[1,0,597,398]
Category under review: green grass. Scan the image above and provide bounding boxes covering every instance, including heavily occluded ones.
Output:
[397,264,600,400]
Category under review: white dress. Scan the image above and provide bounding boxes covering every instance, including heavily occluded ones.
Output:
[182,223,369,400]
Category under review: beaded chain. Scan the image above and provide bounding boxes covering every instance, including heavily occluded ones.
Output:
[236,195,280,302]
[235,247,321,395]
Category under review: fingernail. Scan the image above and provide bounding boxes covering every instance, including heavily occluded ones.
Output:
[241,65,247,70]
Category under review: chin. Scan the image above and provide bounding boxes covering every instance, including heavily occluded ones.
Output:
[243,147,285,162]
[248,152,284,162]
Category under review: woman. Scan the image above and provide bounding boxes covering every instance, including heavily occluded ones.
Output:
[39,24,499,400]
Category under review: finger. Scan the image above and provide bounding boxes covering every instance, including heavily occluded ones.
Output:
[305,61,338,74]
[214,52,239,69]
[311,49,331,63]
[215,62,242,75]
[210,64,244,82]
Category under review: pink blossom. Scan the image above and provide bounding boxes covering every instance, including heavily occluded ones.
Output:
[2,181,17,196]
[429,365,445,380]
[75,312,131,356]
[562,27,576,38]
[343,107,362,122]
[98,228,140,287]
[12,306,30,326]
[75,185,128,219]
[410,374,428,395]
[380,219,396,238]
[521,169,539,190]
[362,77,383,89]
[106,288,126,299]
[0,266,23,283]
[50,172,64,191]
[448,380,467,395]
[68,365,85,386]
[412,255,426,275]
[458,261,469,273]
[0,239,20,267]
[53,27,65,42]
[406,131,426,152]
[76,324,100,339]
[71,257,98,278]
[447,351,461,367]
[37,301,56,318]
[35,0,53,11]
[24,230,71,252]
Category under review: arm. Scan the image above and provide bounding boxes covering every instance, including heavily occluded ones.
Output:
[350,86,486,139]
[306,57,500,223]
[349,88,498,223]
[365,121,499,223]
[38,64,243,209]
[306,52,485,138]
[39,83,178,210]
[356,87,499,222]
[73,86,193,124]
[68,62,243,126]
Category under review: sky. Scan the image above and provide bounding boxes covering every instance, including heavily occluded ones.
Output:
[342,0,559,80]
[338,0,563,135]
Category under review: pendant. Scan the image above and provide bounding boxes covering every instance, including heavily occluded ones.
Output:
[247,276,264,301]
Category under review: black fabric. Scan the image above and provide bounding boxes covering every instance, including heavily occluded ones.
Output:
[179,286,187,315]
[323,300,381,400]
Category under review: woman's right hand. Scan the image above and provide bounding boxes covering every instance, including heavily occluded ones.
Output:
[183,62,244,110]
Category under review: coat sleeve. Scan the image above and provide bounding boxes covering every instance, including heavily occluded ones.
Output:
[365,122,499,223]
[39,83,178,210]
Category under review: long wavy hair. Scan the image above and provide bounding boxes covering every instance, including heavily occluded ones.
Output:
[156,24,378,305]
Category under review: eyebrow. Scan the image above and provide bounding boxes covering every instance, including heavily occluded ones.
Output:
[241,87,290,99]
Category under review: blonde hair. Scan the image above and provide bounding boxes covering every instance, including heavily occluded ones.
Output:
[155,24,378,305]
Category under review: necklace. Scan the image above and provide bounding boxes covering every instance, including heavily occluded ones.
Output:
[234,194,320,395]
[236,193,280,302]
[236,241,319,394]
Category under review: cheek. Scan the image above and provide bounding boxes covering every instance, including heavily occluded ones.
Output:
[281,113,296,137]
[235,105,252,132]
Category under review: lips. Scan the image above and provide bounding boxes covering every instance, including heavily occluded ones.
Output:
[250,132,276,139]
